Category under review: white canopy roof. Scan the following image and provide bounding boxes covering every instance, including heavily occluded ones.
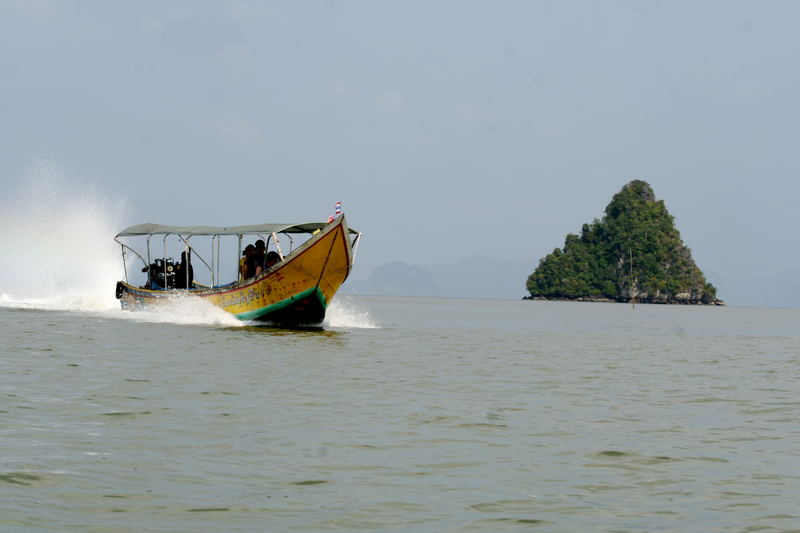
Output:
[116,219,357,238]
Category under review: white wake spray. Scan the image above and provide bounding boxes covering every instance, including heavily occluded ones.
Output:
[0,158,126,311]
[324,296,380,329]
[96,292,246,327]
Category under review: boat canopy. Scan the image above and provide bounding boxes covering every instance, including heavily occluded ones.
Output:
[116,221,359,238]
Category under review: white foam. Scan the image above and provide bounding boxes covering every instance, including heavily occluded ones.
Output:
[0,157,126,312]
[324,296,380,329]
[98,293,246,327]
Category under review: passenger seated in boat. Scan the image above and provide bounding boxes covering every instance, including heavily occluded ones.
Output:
[240,244,255,280]
[244,243,260,279]
[174,251,193,289]
[254,239,267,276]
[265,251,281,269]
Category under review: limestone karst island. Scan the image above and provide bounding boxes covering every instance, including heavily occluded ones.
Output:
[526,180,723,305]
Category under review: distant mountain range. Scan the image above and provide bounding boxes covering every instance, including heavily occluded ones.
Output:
[346,255,535,299]
[346,259,800,308]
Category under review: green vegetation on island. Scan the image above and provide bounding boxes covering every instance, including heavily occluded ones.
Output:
[526,180,721,304]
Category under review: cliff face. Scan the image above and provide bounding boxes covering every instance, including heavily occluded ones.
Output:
[526,180,722,305]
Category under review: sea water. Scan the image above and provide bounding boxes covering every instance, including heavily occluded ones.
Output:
[2,169,799,531]
[1,296,799,532]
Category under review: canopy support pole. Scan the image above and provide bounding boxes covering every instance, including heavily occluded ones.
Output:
[237,235,242,281]
[120,244,128,283]
[272,232,284,260]
[216,235,221,287]
[146,236,152,286]
[178,235,213,288]
[351,232,362,265]
[163,235,169,289]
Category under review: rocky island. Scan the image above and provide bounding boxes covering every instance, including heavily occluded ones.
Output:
[526,180,723,305]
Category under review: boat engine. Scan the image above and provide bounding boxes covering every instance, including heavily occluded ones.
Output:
[142,258,177,289]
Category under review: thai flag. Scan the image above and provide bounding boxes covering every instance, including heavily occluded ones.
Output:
[335,202,342,215]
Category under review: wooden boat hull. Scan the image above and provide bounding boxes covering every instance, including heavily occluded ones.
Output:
[115,216,354,325]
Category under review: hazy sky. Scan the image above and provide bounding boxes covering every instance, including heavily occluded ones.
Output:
[2,1,798,304]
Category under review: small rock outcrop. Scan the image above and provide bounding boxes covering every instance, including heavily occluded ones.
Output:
[526,180,722,305]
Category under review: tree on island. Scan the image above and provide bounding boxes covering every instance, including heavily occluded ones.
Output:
[526,180,721,304]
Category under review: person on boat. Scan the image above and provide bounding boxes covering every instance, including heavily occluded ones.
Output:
[253,239,267,276]
[174,251,193,289]
[265,251,281,269]
[239,244,255,281]
[243,242,260,279]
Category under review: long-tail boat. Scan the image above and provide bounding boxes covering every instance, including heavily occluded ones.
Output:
[114,215,360,325]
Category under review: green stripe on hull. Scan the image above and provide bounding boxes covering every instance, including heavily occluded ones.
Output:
[234,287,327,321]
